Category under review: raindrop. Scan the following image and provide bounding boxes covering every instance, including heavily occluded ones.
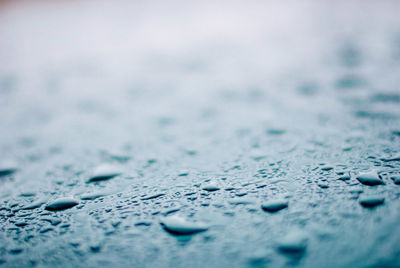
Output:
[359,196,385,208]
[160,215,208,235]
[140,193,165,200]
[380,153,400,162]
[202,182,220,192]
[45,197,79,211]
[261,199,288,213]
[87,164,121,183]
[0,161,18,177]
[356,171,384,186]
[277,229,308,255]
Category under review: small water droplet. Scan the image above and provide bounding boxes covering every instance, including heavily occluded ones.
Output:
[380,153,400,162]
[140,193,165,200]
[87,164,121,183]
[391,176,400,185]
[277,229,308,255]
[202,182,220,192]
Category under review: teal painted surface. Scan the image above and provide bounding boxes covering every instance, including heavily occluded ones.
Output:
[0,1,400,267]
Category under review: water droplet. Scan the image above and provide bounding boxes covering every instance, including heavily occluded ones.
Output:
[134,220,152,226]
[335,74,365,89]
[40,216,62,225]
[391,176,400,185]
[380,153,400,162]
[229,198,256,205]
[162,206,181,216]
[0,161,18,177]
[246,250,270,266]
[87,164,121,183]
[267,129,286,135]
[45,197,79,211]
[359,196,385,208]
[261,199,288,212]
[81,191,109,200]
[320,165,334,171]
[318,183,329,189]
[90,242,102,253]
[338,175,351,181]
[250,149,267,161]
[19,191,36,197]
[22,198,47,210]
[235,191,247,197]
[8,247,23,255]
[160,215,208,235]
[277,229,308,254]
[15,221,28,227]
[202,182,220,192]
[356,171,384,186]
[140,193,165,200]
[39,227,54,233]
[178,170,190,176]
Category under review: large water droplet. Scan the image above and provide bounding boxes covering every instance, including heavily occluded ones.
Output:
[160,215,208,235]
[261,199,288,213]
[359,196,385,208]
[356,171,384,186]
[45,197,79,211]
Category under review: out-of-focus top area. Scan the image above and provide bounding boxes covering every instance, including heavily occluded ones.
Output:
[1,0,399,80]
[1,0,400,144]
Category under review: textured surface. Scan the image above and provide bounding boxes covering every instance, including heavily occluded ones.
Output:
[1,1,400,267]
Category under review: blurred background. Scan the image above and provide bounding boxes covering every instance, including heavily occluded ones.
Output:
[1,0,400,146]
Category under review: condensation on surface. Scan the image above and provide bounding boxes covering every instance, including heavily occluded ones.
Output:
[0,1,400,267]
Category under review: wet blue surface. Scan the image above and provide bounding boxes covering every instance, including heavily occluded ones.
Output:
[0,1,400,267]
